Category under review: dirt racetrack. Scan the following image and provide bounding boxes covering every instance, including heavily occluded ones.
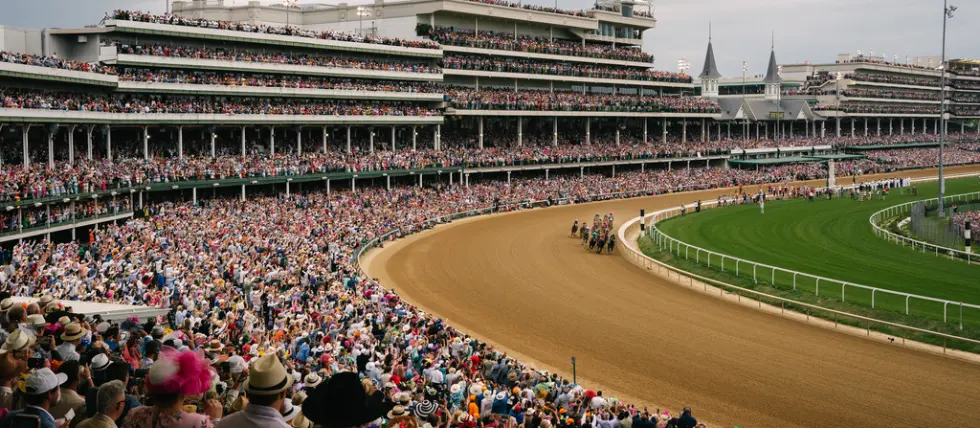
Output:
[364,165,980,428]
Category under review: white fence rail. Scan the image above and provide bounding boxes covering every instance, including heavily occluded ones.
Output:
[645,183,980,330]
[869,191,980,263]
[616,215,980,353]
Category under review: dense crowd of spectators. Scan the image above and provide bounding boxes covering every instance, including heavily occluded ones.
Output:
[110,42,439,74]
[463,0,587,16]
[841,88,939,101]
[865,147,980,169]
[951,210,980,243]
[110,10,440,49]
[0,51,113,74]
[440,55,689,83]
[428,27,653,63]
[117,68,440,93]
[0,199,131,235]
[836,57,935,71]
[0,88,436,116]
[813,103,940,114]
[848,72,940,87]
[445,87,719,113]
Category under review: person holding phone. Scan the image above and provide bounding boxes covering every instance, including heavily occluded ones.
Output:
[0,368,69,428]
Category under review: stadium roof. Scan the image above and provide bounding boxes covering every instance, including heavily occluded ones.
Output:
[806,154,868,161]
[716,98,823,122]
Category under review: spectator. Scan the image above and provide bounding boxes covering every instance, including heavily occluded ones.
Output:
[216,354,291,428]
[49,360,88,420]
[123,348,218,428]
[77,380,126,428]
[0,368,68,428]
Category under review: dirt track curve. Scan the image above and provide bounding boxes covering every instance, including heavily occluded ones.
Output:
[364,165,980,428]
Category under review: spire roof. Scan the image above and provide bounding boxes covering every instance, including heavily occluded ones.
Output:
[763,48,781,84]
[699,23,721,79]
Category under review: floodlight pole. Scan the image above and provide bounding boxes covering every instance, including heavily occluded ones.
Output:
[938,0,954,218]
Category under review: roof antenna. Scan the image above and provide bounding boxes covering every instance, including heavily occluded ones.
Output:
[771,31,774,50]
[709,21,712,42]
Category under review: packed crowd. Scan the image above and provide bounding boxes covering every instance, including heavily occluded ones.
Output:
[428,27,653,63]
[865,147,980,169]
[445,87,719,113]
[0,160,880,428]
[0,88,436,116]
[836,57,935,71]
[110,42,439,74]
[841,88,939,101]
[117,68,440,93]
[463,0,587,16]
[813,103,940,114]
[848,72,940,87]
[0,52,113,75]
[951,210,980,243]
[0,199,132,235]
[440,55,690,83]
[109,10,440,49]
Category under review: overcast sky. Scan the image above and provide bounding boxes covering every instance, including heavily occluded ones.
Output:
[1,0,976,76]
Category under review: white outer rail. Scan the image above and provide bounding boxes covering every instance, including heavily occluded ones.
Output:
[642,172,980,330]
[616,213,980,351]
[869,191,980,262]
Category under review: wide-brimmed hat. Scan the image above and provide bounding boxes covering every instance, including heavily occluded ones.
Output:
[468,384,483,396]
[1,329,36,352]
[415,400,437,419]
[27,314,46,329]
[244,353,294,395]
[89,353,111,371]
[206,340,224,353]
[291,411,314,428]
[450,383,462,395]
[303,372,322,389]
[150,325,165,338]
[304,372,387,428]
[387,405,409,419]
[61,323,87,342]
[231,395,249,412]
[38,295,54,307]
[57,316,71,326]
[0,299,14,312]
[282,401,301,422]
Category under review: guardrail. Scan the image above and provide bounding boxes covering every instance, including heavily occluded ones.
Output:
[869,191,980,263]
[644,174,980,330]
[616,213,980,354]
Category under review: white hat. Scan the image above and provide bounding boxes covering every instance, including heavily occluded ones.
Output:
[25,368,68,395]
[37,295,54,307]
[282,401,300,422]
[1,329,36,352]
[27,314,46,329]
[450,383,462,395]
[0,299,14,312]
[303,372,322,388]
[90,353,111,371]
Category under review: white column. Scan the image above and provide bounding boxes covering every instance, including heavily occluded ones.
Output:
[682,118,687,143]
[911,119,915,135]
[143,126,149,160]
[585,119,591,146]
[286,181,290,196]
[934,118,938,134]
[820,121,825,138]
[192,187,197,205]
[507,171,511,185]
[178,126,184,159]
[877,118,881,136]
[210,132,216,158]
[369,129,374,153]
[517,120,522,147]
[901,120,905,135]
[86,125,93,161]
[391,126,396,151]
[864,118,868,137]
[478,117,484,149]
[701,118,706,142]
[435,125,441,151]
[242,126,247,160]
[662,119,667,145]
[553,117,558,146]
[22,127,29,169]
[47,128,55,169]
[68,126,75,165]
[323,126,328,153]
[835,118,841,138]
[106,125,112,162]
[346,126,351,153]
[412,126,417,151]
[643,119,648,144]
[269,128,275,156]
[615,128,620,146]
[296,129,302,155]
[241,185,245,202]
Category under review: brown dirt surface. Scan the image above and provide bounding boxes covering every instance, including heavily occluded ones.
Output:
[364,165,980,428]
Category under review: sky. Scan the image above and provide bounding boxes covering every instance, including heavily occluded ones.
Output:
[1,0,977,77]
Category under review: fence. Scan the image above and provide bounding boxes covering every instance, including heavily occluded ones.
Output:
[870,191,980,263]
[616,213,980,354]
[645,195,980,330]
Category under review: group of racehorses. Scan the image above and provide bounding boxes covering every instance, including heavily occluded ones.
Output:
[570,213,615,254]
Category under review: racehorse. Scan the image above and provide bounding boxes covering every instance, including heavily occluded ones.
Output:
[595,236,606,254]
[605,236,616,254]
[570,221,579,237]
[580,225,590,245]
[588,234,597,251]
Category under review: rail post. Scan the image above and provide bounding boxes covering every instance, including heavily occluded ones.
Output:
[571,356,577,385]
[793,272,797,290]
[842,283,846,302]
[871,289,876,308]
[721,256,725,272]
[736,260,739,276]
[906,295,910,315]
[816,277,820,296]
[771,267,775,285]
[944,301,949,323]
[753,264,757,284]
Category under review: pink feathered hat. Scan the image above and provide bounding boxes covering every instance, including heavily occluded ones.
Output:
[146,346,213,396]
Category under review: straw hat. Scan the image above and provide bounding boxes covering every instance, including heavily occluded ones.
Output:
[1,329,36,352]
[387,405,409,419]
[26,314,46,329]
[61,323,87,342]
[206,340,224,353]
[38,295,54,308]
[303,372,322,389]
[244,354,294,395]
[89,353,111,371]
[0,299,14,312]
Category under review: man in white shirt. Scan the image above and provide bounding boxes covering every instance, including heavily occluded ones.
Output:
[56,323,86,361]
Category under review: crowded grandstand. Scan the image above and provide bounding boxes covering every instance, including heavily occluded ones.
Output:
[0,1,978,428]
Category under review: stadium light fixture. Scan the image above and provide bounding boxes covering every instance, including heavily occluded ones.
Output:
[938,0,956,218]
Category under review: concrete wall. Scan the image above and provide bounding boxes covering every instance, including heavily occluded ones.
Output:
[303,16,421,41]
